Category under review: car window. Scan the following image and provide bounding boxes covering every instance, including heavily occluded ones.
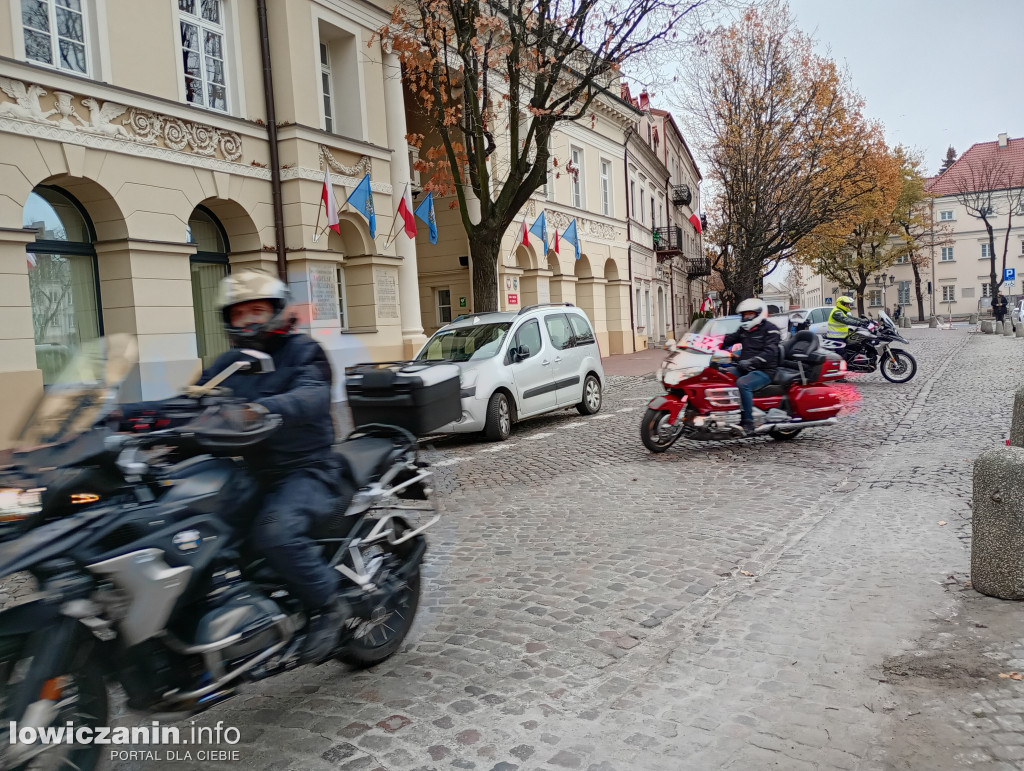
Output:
[544,314,574,350]
[417,322,511,362]
[568,314,595,346]
[511,320,542,359]
[809,308,825,324]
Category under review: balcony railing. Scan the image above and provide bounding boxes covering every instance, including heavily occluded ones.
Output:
[687,256,712,278]
[653,226,683,254]
[671,184,692,207]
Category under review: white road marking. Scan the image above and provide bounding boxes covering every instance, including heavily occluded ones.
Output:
[527,432,554,440]
[592,414,614,420]
[433,457,467,467]
[623,397,654,401]
[617,407,634,413]
[480,445,516,452]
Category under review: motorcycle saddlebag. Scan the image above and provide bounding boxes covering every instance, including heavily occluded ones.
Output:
[345,362,461,436]
[790,385,842,420]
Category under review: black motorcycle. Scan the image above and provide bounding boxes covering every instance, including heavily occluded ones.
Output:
[812,311,917,383]
[0,335,437,770]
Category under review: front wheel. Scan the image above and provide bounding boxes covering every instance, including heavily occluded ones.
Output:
[1,647,109,771]
[880,349,917,383]
[484,392,513,441]
[640,408,683,453]
[576,375,602,415]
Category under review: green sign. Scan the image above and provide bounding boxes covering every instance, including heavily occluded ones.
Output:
[459,296,467,307]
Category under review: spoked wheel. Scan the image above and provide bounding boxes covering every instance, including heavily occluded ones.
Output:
[640,408,683,453]
[880,350,917,383]
[336,521,422,668]
[769,427,803,441]
[1,651,109,771]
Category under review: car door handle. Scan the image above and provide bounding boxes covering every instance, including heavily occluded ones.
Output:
[553,356,562,363]
[541,359,551,366]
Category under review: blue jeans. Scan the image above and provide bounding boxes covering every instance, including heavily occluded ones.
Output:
[723,366,771,424]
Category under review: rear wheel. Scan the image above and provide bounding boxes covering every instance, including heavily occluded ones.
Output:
[880,350,917,383]
[576,375,602,415]
[640,408,682,453]
[484,392,513,441]
[769,427,803,441]
[336,520,423,669]
[1,647,108,771]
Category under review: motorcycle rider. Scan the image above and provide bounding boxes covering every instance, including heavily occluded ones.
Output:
[827,295,870,360]
[720,298,781,436]
[123,269,348,665]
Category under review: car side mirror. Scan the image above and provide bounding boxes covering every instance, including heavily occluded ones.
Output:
[517,344,531,360]
[236,349,275,374]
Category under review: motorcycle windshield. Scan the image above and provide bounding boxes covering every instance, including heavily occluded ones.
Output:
[878,311,895,330]
[16,334,139,450]
[662,349,712,385]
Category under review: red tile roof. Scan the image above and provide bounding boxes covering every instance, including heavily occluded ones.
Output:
[927,136,1024,196]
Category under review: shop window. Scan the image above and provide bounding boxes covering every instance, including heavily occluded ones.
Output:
[23,186,101,385]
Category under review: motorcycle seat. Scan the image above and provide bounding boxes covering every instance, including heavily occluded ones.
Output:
[771,369,802,387]
[753,382,788,396]
[335,436,402,488]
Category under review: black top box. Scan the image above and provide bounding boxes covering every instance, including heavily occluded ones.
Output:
[345,361,462,436]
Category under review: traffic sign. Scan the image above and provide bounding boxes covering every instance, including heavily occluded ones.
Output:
[1005,268,1016,282]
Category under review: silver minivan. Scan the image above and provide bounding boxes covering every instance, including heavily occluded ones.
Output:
[415,303,605,440]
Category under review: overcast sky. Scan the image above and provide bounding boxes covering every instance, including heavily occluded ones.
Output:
[786,0,1024,176]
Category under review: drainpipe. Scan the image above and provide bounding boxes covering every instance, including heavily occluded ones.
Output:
[625,139,636,352]
[257,0,287,280]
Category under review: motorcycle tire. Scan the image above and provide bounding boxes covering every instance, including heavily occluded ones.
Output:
[880,349,917,383]
[640,408,681,453]
[0,648,108,771]
[336,519,422,669]
[769,427,802,441]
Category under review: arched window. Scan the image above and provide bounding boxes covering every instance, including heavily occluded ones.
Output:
[23,186,101,385]
[187,207,231,368]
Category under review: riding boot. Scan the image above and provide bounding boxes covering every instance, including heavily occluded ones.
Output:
[300,597,350,665]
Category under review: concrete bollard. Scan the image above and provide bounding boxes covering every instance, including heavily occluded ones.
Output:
[1011,387,1024,448]
[1016,324,1024,338]
[903,316,912,328]
[1005,320,1015,336]
[981,320,991,333]
[970,313,979,324]
[972,446,1024,599]
[929,316,938,328]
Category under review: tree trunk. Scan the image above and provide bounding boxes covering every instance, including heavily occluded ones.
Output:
[469,233,501,313]
[911,260,925,322]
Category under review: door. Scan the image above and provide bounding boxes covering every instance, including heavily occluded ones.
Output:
[543,313,580,405]
[566,312,598,403]
[507,319,556,417]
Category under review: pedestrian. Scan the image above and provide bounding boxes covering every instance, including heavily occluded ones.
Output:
[893,305,902,321]
[994,291,1009,324]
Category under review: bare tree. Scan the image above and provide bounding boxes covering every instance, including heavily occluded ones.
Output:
[681,3,884,303]
[947,156,1024,297]
[382,0,711,311]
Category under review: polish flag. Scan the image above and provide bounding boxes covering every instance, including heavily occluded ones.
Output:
[689,212,702,235]
[398,183,417,239]
[554,229,560,253]
[520,219,530,246]
[322,167,340,234]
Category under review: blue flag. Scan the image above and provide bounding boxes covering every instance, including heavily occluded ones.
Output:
[345,173,376,237]
[529,211,548,255]
[562,218,580,260]
[414,191,438,245]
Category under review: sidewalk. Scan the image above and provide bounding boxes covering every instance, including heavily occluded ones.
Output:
[601,346,665,377]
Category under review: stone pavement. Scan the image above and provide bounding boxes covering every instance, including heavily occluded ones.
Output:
[11,326,1024,770]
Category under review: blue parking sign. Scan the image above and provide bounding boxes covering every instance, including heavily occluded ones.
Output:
[1005,268,1016,282]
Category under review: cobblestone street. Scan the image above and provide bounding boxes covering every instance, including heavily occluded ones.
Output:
[55,328,1024,769]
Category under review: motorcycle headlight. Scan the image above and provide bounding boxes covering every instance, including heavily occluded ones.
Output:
[0,488,44,525]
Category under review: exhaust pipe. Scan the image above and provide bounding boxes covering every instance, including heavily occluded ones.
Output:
[754,417,837,433]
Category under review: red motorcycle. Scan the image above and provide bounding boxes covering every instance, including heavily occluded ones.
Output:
[641,330,846,452]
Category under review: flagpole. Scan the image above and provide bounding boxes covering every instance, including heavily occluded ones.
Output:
[312,195,323,243]
[381,188,403,249]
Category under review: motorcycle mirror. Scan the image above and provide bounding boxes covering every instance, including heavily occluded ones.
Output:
[236,349,275,374]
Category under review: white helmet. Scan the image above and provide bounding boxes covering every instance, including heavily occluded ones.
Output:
[736,298,768,330]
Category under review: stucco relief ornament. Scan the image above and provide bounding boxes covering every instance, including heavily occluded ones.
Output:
[75,98,131,138]
[163,117,190,150]
[0,78,54,122]
[51,92,78,129]
[319,145,372,176]
[184,122,218,156]
[127,108,164,144]
[218,132,242,161]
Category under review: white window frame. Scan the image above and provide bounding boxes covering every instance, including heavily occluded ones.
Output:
[982,282,991,298]
[897,281,910,305]
[178,0,229,113]
[600,160,611,216]
[20,0,91,75]
[940,210,953,221]
[942,285,956,303]
[981,242,991,259]
[320,42,334,133]
[639,176,646,225]
[435,288,452,325]
[895,254,909,264]
[336,265,347,329]
[570,146,583,209]
[868,290,882,307]
[941,246,954,262]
